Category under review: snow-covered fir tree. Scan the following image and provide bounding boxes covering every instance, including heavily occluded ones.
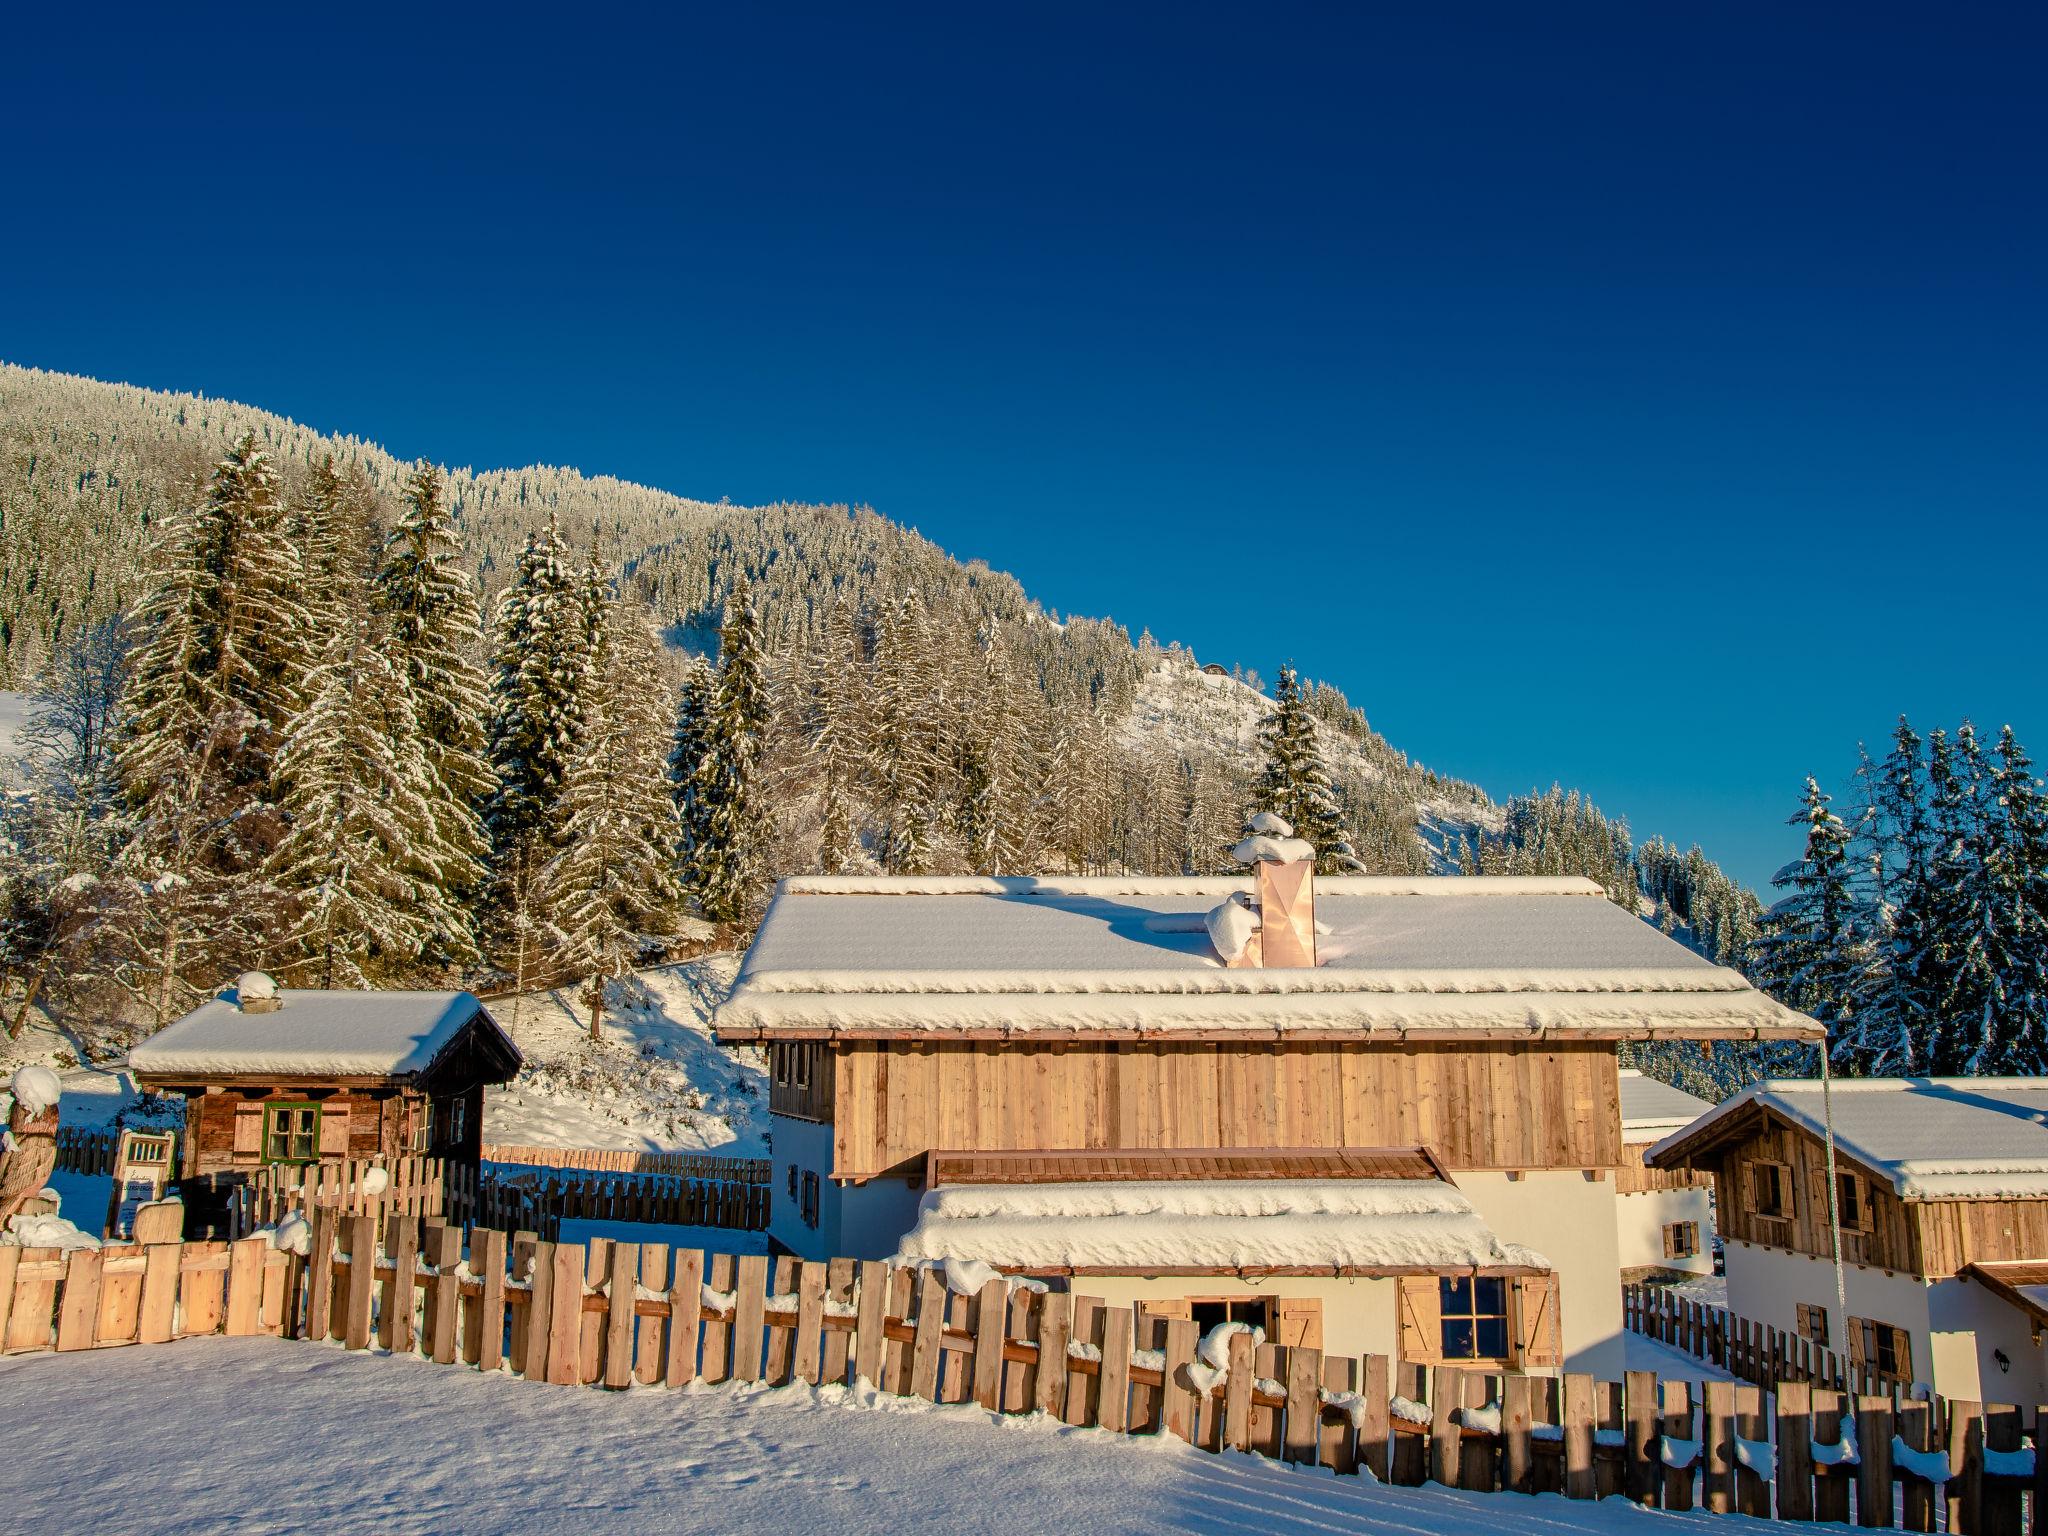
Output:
[484,517,587,867]
[1754,776,1860,1052]
[687,580,771,922]
[669,656,716,864]
[809,608,864,874]
[867,594,943,873]
[372,461,496,915]
[1253,665,1362,874]
[541,591,683,1036]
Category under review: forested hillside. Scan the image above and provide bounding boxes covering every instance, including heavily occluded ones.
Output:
[0,362,1770,1065]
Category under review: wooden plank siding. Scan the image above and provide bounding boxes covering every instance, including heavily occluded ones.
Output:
[832,1040,1623,1180]
[1614,1143,1712,1195]
[1698,1111,2048,1279]
[768,1042,835,1122]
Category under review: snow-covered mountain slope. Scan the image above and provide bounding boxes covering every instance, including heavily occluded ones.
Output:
[483,958,769,1156]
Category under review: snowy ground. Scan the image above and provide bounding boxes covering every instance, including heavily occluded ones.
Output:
[483,957,768,1155]
[1623,1328,1733,1382]
[0,1337,1828,1536]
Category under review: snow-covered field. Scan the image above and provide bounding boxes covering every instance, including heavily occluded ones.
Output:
[483,957,769,1155]
[0,1337,1809,1535]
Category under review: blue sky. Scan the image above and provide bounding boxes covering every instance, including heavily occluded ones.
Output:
[5,5,2042,890]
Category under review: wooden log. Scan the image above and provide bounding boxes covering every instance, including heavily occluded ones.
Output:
[1319,1354,1358,1475]
[1034,1290,1071,1420]
[426,1224,462,1364]
[1662,1378,1696,1513]
[1223,1328,1255,1452]
[56,1249,102,1350]
[1504,1371,1536,1494]
[545,1242,585,1386]
[851,1259,889,1390]
[1895,1397,1937,1534]
[603,1241,637,1389]
[1564,1371,1598,1500]
[1098,1306,1134,1434]
[1778,1378,1815,1522]
[1161,1316,1198,1444]
[1284,1346,1323,1466]
[665,1248,703,1388]
[634,1243,668,1387]
[1617,1369,1657,1506]
[1361,1353,1392,1484]
[477,1227,508,1372]
[1701,1378,1736,1514]
[971,1276,1006,1411]
[1860,1394,1896,1530]
[731,1253,769,1383]
[909,1266,948,1402]
[1734,1383,1770,1518]
[1430,1366,1465,1487]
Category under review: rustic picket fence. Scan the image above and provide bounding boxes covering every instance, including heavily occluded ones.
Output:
[225,1155,453,1241]
[54,1125,120,1175]
[10,1211,2042,1531]
[481,1144,771,1182]
[1627,1283,1911,1396]
[474,1165,770,1239]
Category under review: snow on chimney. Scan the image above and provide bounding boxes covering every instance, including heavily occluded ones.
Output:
[234,970,282,1014]
[1207,814,1319,968]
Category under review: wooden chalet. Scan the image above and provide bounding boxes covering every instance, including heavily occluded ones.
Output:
[713,840,1818,1376]
[1614,1069,1715,1280]
[1646,1076,2048,1400]
[128,974,521,1224]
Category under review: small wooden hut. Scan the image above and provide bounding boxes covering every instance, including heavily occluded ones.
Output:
[128,974,521,1210]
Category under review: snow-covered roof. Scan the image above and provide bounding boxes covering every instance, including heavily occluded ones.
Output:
[893,1176,1549,1275]
[714,875,1817,1041]
[1618,1069,1716,1142]
[1648,1077,2048,1200]
[128,989,519,1081]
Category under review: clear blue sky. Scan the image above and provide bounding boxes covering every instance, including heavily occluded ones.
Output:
[6,5,2042,891]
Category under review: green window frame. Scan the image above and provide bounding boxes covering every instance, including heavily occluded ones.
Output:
[262,1102,320,1165]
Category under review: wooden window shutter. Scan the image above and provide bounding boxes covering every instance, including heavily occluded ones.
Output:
[1398,1276,1441,1363]
[317,1106,349,1157]
[231,1105,263,1160]
[1662,1224,1677,1260]
[1849,1318,1872,1369]
[1272,1298,1323,1350]
[1513,1274,1562,1368]
[1139,1299,1194,1324]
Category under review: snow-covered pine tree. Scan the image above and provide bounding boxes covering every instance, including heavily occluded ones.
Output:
[688,580,771,922]
[1921,725,1990,1073]
[484,517,586,865]
[542,592,683,1037]
[1969,725,2048,1073]
[267,612,475,986]
[670,656,716,863]
[289,454,376,642]
[1253,664,1361,874]
[1755,776,1861,1055]
[810,606,864,874]
[1843,717,1937,1074]
[956,625,1022,875]
[867,594,942,873]
[108,434,313,1022]
[371,461,496,922]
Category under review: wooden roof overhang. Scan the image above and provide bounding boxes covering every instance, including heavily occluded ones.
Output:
[924,1145,1453,1188]
[1642,1099,1902,1194]
[1960,1261,2048,1343]
[716,1021,1816,1045]
[1000,1261,1551,1279]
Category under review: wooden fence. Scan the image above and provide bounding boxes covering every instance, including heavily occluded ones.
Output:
[10,1212,2040,1531]
[1626,1283,1912,1396]
[226,1155,453,1240]
[54,1126,120,1175]
[475,1166,769,1239]
[481,1144,771,1182]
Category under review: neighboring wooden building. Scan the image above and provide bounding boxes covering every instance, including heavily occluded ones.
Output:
[715,858,1817,1376]
[1646,1076,2048,1399]
[1614,1069,1715,1281]
[129,974,520,1224]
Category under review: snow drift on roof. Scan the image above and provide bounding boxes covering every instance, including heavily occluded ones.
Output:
[128,990,504,1078]
[1618,1069,1715,1139]
[894,1177,1549,1274]
[1650,1077,2048,1199]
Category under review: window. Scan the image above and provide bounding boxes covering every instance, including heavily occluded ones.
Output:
[773,1045,792,1086]
[262,1103,319,1165]
[1850,1316,1913,1380]
[1837,1172,1869,1231]
[800,1171,820,1228]
[1439,1275,1509,1362]
[787,1164,799,1200]
[1663,1222,1701,1260]
[410,1099,435,1154]
[792,1045,811,1091]
[1190,1298,1270,1337]
[447,1094,467,1146]
[1796,1303,1830,1347]
[1749,1161,1792,1220]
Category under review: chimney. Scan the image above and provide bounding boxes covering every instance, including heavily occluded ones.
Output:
[1216,813,1319,968]
[234,970,282,1014]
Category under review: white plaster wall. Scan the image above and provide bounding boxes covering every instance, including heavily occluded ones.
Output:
[1616,1186,1715,1277]
[1454,1170,1624,1379]
[768,1114,925,1262]
[1074,1275,1399,1359]
[1723,1240,1934,1383]
[1927,1276,2048,1405]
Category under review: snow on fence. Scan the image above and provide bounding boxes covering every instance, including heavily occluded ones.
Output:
[474,1164,770,1240]
[7,1213,2041,1531]
[1625,1282,1911,1397]
[480,1144,771,1183]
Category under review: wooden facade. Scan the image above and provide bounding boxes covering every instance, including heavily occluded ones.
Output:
[178,1078,487,1182]
[1613,1143,1712,1196]
[826,1040,1624,1182]
[1673,1107,2048,1280]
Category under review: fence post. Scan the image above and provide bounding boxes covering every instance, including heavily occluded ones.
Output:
[1859,1393,1896,1530]
[1982,1403,2021,1536]
[1778,1378,1815,1521]
[1702,1378,1736,1513]
[1430,1366,1465,1487]
[1504,1372,1536,1494]
[1625,1369,1660,1506]
[1284,1346,1324,1467]
[1662,1379,1696,1512]
[1563,1372,1597,1500]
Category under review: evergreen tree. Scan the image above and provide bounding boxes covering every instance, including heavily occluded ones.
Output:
[1253,665,1361,873]
[1755,776,1860,1049]
[1843,718,1937,1073]
[372,461,495,921]
[484,517,586,864]
[540,593,682,1038]
[867,595,942,873]
[688,581,771,922]
[670,657,716,864]
[267,614,473,986]
[289,454,375,641]
[810,607,863,874]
